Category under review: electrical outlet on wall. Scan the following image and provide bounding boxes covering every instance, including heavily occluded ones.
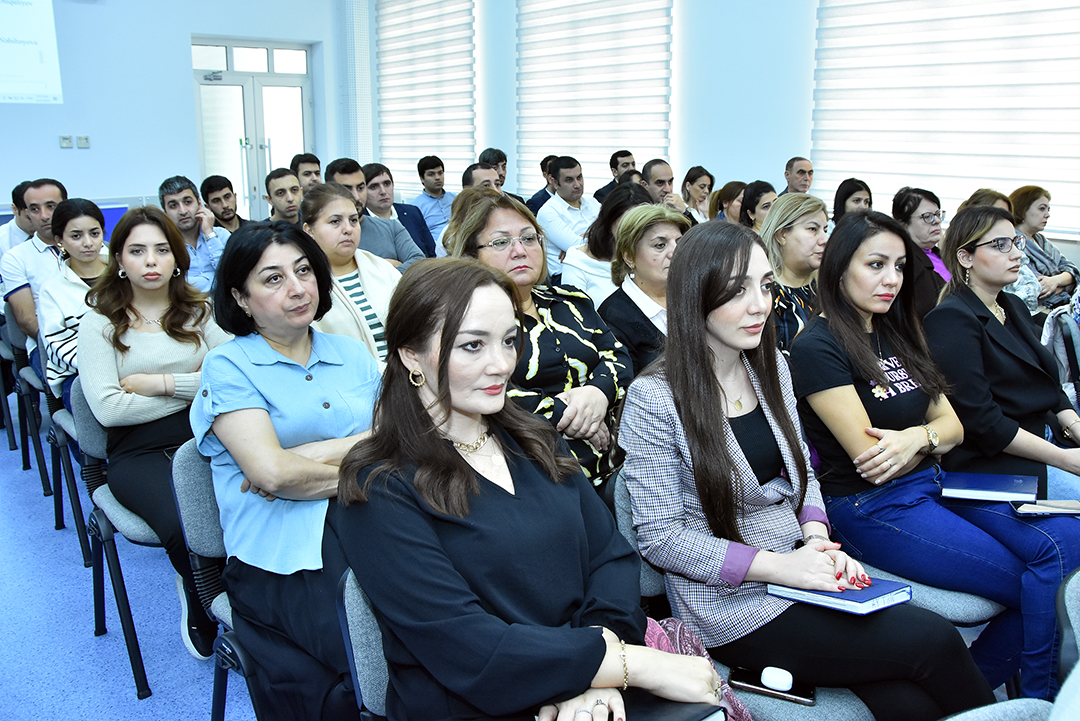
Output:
[76,136,90,149]
[59,136,73,149]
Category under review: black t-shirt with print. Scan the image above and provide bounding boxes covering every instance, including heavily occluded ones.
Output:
[790,316,934,496]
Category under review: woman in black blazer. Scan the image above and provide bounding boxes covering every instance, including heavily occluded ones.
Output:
[598,204,689,377]
[924,204,1080,499]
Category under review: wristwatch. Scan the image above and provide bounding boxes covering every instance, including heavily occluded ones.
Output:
[920,424,939,455]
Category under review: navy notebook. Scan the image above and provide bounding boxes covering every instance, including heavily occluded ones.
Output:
[766,578,911,615]
[939,472,1038,502]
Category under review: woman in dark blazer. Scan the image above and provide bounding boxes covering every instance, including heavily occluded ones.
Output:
[924,204,1080,499]
[598,204,690,377]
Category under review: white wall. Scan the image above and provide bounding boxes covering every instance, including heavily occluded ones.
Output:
[0,0,345,203]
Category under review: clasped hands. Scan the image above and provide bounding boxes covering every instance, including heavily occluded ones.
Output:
[853,426,927,486]
[555,386,611,450]
[784,541,869,592]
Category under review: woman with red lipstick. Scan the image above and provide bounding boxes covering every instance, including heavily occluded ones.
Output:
[620,221,993,720]
[329,258,728,721]
[79,206,230,660]
[302,183,401,363]
[789,210,1080,700]
[925,205,1080,500]
[450,187,631,485]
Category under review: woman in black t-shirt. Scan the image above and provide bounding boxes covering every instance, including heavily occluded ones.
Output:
[790,210,1080,700]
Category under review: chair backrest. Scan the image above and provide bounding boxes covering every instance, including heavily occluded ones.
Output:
[170,438,226,560]
[337,568,388,717]
[612,470,666,598]
[1056,314,1080,384]
[70,377,107,461]
[1058,566,1080,682]
[3,302,27,351]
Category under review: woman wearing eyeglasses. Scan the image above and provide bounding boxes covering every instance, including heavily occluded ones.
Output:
[925,205,1080,501]
[450,187,631,486]
[892,187,947,319]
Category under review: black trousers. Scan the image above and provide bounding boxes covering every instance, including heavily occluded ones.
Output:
[710,603,995,721]
[222,531,361,721]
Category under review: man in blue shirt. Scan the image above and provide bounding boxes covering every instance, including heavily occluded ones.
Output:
[411,155,455,241]
[159,175,228,293]
[362,162,436,257]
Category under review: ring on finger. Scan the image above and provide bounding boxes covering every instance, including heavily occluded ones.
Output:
[884,459,892,469]
[592,699,608,710]
[876,444,884,454]
[574,711,593,719]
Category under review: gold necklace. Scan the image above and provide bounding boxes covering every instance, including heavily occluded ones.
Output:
[991,301,1006,324]
[451,430,489,455]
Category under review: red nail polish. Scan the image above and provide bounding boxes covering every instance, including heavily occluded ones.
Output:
[850,576,857,584]
[836,571,842,580]
[855,583,865,588]
[837,586,846,591]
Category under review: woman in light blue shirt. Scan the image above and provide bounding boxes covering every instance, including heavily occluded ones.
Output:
[191,221,380,721]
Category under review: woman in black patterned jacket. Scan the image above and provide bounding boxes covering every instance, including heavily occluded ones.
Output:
[450,187,631,485]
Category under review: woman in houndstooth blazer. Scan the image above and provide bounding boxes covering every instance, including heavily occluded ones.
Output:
[618,222,994,721]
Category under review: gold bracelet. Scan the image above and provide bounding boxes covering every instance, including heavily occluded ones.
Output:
[620,639,628,691]
[1065,419,1080,440]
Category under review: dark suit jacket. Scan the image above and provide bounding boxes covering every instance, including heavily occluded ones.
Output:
[908,238,946,320]
[594,179,618,203]
[390,203,437,257]
[597,288,665,379]
[526,187,552,216]
[924,286,1071,494]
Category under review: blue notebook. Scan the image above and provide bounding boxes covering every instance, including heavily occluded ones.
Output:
[939,472,1038,502]
[766,578,911,615]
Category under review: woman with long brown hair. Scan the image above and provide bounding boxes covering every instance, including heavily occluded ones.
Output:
[328,257,725,720]
[78,205,230,660]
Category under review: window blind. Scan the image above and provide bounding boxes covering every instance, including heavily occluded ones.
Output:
[375,0,476,198]
[813,0,1080,238]
[517,0,673,198]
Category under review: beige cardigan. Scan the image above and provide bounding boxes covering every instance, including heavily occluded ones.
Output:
[312,248,400,364]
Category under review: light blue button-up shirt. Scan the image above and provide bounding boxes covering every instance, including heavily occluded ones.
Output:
[186,227,229,293]
[412,189,456,240]
[191,330,381,574]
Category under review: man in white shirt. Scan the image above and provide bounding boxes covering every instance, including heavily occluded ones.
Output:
[0,181,34,268]
[159,175,229,293]
[536,156,600,276]
[1,178,68,375]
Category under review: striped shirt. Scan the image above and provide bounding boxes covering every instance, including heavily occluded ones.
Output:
[339,269,388,361]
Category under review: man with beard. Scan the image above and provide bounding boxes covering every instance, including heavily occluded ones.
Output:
[159,175,229,292]
[200,175,247,233]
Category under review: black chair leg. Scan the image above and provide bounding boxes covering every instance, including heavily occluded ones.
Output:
[24,391,51,497]
[17,392,30,472]
[60,444,91,566]
[98,514,152,699]
[211,655,229,721]
[0,384,16,451]
[89,509,107,636]
[52,445,64,530]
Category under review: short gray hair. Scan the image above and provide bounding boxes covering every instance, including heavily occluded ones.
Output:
[158,175,198,208]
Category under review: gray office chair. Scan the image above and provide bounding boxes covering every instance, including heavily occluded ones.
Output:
[3,302,51,497]
[170,438,258,721]
[337,568,389,720]
[71,376,159,699]
[0,317,20,451]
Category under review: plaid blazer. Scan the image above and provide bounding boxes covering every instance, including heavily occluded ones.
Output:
[619,351,829,647]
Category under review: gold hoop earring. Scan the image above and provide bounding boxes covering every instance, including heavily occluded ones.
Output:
[409,369,426,388]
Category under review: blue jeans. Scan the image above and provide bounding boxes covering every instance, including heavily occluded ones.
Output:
[824,466,1080,699]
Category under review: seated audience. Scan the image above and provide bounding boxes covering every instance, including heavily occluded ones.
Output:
[925,204,1080,500]
[640,159,688,215]
[328,257,728,721]
[462,162,500,191]
[1009,185,1078,311]
[781,156,813,195]
[598,204,688,377]
[1,181,34,265]
[790,209,1080,700]
[479,146,524,203]
[412,155,455,240]
[2,177,67,377]
[38,198,107,409]
[525,154,558,215]
[712,180,746,223]
[957,189,1043,315]
[681,166,714,224]
[890,186,947,319]
[158,175,228,293]
[561,182,652,304]
[831,177,872,227]
[362,162,437,257]
[595,149,636,203]
[620,221,995,720]
[450,188,631,485]
[758,193,829,352]
[303,183,400,363]
[264,168,303,225]
[737,180,776,233]
[200,175,247,234]
[537,156,601,277]
[290,152,323,191]
[326,158,425,270]
[79,206,230,660]
[191,221,381,720]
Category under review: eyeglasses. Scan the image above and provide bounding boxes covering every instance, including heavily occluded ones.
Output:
[972,235,1027,254]
[476,233,543,252]
[920,210,946,224]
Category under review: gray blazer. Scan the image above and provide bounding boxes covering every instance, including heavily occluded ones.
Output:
[358,215,425,271]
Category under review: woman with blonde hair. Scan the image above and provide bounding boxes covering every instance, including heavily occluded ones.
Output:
[758,193,829,352]
[597,204,689,378]
[79,206,230,659]
[450,187,631,485]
